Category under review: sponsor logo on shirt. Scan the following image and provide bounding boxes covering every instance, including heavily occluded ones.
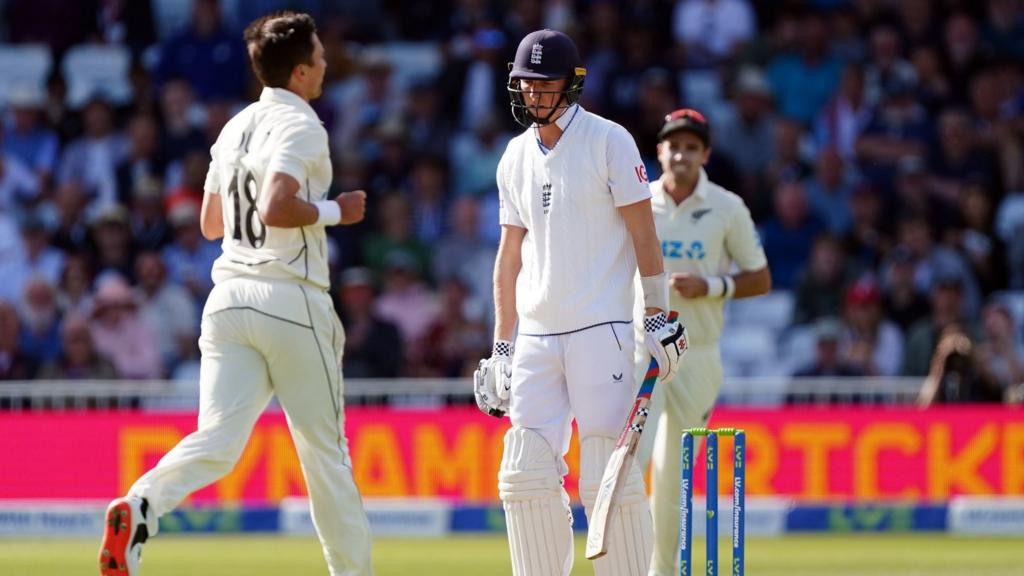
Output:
[634,164,649,183]
[662,240,706,260]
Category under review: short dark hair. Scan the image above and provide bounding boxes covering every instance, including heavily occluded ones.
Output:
[244,11,317,89]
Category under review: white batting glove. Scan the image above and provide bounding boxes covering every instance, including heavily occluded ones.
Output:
[643,311,687,383]
[473,340,513,418]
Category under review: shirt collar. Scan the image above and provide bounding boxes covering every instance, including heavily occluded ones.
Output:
[260,87,320,120]
[693,168,710,201]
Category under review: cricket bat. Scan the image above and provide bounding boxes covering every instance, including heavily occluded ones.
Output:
[585,353,660,560]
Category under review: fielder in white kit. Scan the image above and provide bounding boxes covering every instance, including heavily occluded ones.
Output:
[634,109,771,576]
[98,12,374,576]
[472,29,688,576]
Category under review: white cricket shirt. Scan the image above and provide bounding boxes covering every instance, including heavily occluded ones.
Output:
[205,87,333,289]
[498,104,652,335]
[637,169,767,347]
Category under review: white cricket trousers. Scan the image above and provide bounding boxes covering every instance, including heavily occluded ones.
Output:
[130,277,373,576]
[637,344,722,576]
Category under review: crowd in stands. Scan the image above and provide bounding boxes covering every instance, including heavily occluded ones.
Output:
[0,0,1023,404]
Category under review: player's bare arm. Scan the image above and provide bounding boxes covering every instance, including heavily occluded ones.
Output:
[200,190,224,240]
[258,172,366,228]
[493,224,526,342]
[619,198,665,315]
[671,266,771,299]
[472,224,525,418]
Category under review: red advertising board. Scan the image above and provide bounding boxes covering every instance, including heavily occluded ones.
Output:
[1,407,1022,502]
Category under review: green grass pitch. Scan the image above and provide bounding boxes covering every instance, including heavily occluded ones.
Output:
[2,534,1020,575]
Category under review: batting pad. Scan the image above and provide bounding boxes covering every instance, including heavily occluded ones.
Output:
[580,436,653,576]
[498,427,574,576]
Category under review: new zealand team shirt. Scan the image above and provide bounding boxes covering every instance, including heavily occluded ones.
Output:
[204,87,333,290]
[498,104,652,335]
[645,169,767,347]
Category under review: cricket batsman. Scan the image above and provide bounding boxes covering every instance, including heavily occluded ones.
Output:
[472,29,688,576]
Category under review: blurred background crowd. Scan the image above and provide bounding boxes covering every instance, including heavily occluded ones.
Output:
[0,0,1022,404]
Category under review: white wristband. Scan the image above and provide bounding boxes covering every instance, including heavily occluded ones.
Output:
[706,276,726,298]
[641,272,669,312]
[706,276,736,299]
[314,200,342,226]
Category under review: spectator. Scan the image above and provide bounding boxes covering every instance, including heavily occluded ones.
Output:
[332,50,404,155]
[715,67,777,196]
[942,12,991,106]
[408,155,449,245]
[90,205,137,282]
[374,251,440,354]
[840,278,904,376]
[365,119,412,195]
[412,277,489,377]
[56,253,94,318]
[405,79,452,157]
[362,193,431,278]
[903,274,972,376]
[672,0,756,68]
[981,0,1024,59]
[761,118,812,208]
[433,196,496,312]
[88,275,161,380]
[157,79,207,172]
[38,313,117,381]
[855,77,931,190]
[0,211,64,303]
[164,149,208,211]
[93,0,156,57]
[881,246,932,333]
[603,26,666,122]
[974,302,1024,401]
[49,182,92,253]
[17,277,62,365]
[892,156,956,231]
[803,147,859,235]
[115,114,165,206]
[441,27,512,133]
[918,324,986,404]
[161,202,219,305]
[128,177,171,251]
[155,0,247,101]
[927,108,998,202]
[896,214,982,317]
[2,84,59,186]
[793,233,856,325]
[0,138,41,214]
[0,300,37,380]
[951,180,1005,295]
[864,23,918,107]
[335,268,403,379]
[758,181,824,290]
[794,317,865,377]
[910,44,952,114]
[56,97,127,218]
[843,183,891,270]
[767,11,843,126]
[135,251,197,374]
[900,0,942,49]
[450,112,509,199]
